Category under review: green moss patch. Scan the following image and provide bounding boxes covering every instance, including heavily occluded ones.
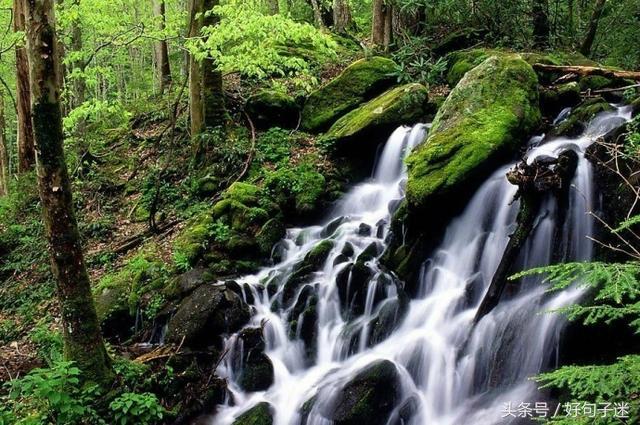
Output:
[406,55,541,211]
[301,56,397,132]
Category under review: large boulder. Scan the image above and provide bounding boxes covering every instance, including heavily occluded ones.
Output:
[232,402,274,425]
[301,57,397,132]
[166,283,250,349]
[322,360,402,425]
[446,49,595,87]
[246,89,299,130]
[325,83,428,150]
[405,55,540,212]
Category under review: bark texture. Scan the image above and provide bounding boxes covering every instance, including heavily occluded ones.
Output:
[23,0,113,384]
[188,0,225,137]
[532,63,640,81]
[332,0,351,33]
[0,93,8,196]
[153,0,172,93]
[580,0,607,56]
[14,0,35,172]
[372,0,392,49]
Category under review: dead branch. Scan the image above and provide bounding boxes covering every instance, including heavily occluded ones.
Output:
[533,63,640,81]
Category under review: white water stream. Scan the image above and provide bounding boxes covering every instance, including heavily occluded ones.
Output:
[212,105,632,425]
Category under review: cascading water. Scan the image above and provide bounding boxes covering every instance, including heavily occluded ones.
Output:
[212,105,633,425]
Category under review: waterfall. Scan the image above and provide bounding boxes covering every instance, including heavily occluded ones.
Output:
[212,106,633,425]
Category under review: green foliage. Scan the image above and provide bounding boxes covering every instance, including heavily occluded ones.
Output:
[197,2,337,86]
[392,36,448,86]
[109,392,165,425]
[5,361,102,424]
[263,163,326,215]
[2,359,168,425]
[533,356,640,424]
[511,262,640,332]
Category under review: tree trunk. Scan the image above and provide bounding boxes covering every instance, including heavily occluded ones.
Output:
[372,0,392,49]
[266,0,279,15]
[70,0,85,108]
[531,63,640,81]
[188,0,204,136]
[532,0,550,48]
[14,0,35,173]
[372,0,385,45]
[580,0,606,57]
[332,0,351,33]
[23,0,113,384]
[153,0,172,94]
[309,0,324,28]
[202,0,225,130]
[0,93,8,197]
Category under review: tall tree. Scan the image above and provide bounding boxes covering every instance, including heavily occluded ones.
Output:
[265,0,279,15]
[153,0,172,94]
[580,0,607,56]
[309,0,325,28]
[14,0,35,172]
[333,0,351,33]
[0,92,7,197]
[188,0,225,138]
[532,0,551,48]
[70,0,86,108]
[23,0,113,384]
[372,0,392,49]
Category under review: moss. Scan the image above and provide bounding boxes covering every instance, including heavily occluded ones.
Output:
[246,89,299,130]
[263,164,327,217]
[232,402,274,425]
[325,83,428,143]
[212,182,277,231]
[173,212,215,266]
[303,239,335,269]
[540,82,581,116]
[93,249,167,336]
[406,55,540,211]
[579,75,614,91]
[446,49,595,87]
[301,57,398,132]
[552,96,614,137]
[256,218,286,256]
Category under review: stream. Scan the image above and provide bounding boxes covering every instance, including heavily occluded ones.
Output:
[212,105,633,425]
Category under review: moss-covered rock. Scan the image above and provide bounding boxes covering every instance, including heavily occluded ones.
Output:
[446,49,595,87]
[256,218,286,256]
[166,283,250,349]
[234,328,275,392]
[173,212,215,267]
[551,96,614,137]
[540,82,582,116]
[322,360,402,425]
[246,89,300,130]
[303,240,335,269]
[301,57,397,132]
[232,402,274,425]
[406,56,540,211]
[325,83,428,147]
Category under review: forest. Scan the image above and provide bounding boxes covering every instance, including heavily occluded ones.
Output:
[0,0,639,424]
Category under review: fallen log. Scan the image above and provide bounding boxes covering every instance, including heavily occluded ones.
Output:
[533,63,640,81]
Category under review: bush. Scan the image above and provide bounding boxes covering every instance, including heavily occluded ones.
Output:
[109,392,165,425]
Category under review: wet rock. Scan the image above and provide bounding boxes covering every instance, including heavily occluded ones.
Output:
[356,241,382,263]
[322,216,348,237]
[302,57,398,132]
[368,296,409,345]
[323,360,402,425]
[166,283,250,349]
[336,262,374,318]
[256,219,286,257]
[177,267,212,295]
[375,219,387,238]
[282,264,315,307]
[303,240,335,269]
[341,242,355,257]
[550,97,614,138]
[358,223,372,236]
[540,82,581,117]
[232,402,274,425]
[235,328,275,392]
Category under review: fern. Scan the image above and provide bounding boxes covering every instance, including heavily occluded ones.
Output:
[613,214,640,233]
[510,262,640,331]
